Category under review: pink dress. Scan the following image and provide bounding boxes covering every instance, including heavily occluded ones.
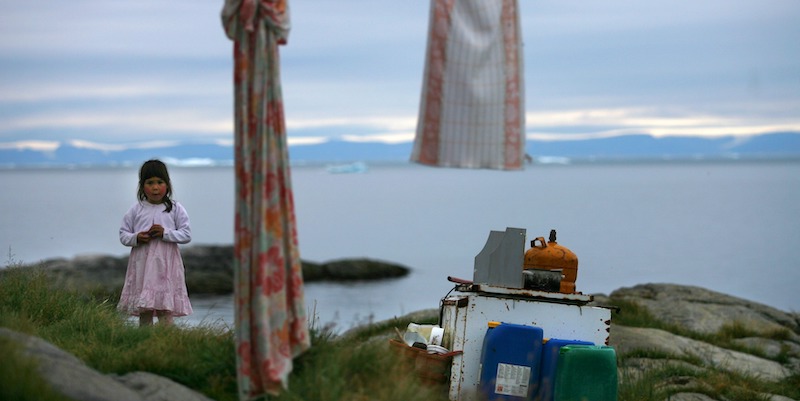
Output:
[117,200,193,317]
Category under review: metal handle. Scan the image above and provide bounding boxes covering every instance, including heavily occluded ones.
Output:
[530,237,547,249]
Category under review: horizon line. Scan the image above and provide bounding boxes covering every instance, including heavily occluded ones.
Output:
[2,130,799,153]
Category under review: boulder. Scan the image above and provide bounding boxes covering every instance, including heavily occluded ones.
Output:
[611,325,791,382]
[607,284,799,400]
[302,258,410,281]
[610,283,800,336]
[0,328,212,401]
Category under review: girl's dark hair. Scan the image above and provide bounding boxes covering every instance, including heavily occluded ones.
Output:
[137,159,174,212]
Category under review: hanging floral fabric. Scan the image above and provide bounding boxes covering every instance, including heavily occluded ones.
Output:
[412,0,526,170]
[221,0,311,399]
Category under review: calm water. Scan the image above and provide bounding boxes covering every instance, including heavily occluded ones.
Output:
[2,161,799,330]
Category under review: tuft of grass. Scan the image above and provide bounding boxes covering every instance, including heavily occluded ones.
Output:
[275,329,449,401]
[617,367,667,401]
[774,374,800,399]
[56,324,239,401]
[697,369,772,401]
[716,320,793,342]
[617,353,799,400]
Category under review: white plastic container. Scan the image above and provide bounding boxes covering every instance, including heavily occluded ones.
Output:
[406,323,444,346]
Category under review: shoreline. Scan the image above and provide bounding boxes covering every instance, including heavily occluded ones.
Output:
[13,244,412,297]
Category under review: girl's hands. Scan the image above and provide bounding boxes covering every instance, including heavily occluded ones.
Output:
[148,224,164,239]
[137,224,165,244]
[137,231,152,244]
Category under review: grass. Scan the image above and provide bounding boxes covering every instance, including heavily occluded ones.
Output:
[275,331,445,401]
[0,265,449,401]
[617,366,670,401]
[618,363,782,401]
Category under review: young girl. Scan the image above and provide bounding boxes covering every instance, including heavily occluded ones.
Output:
[118,159,193,326]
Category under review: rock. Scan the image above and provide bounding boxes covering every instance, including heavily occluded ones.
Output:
[732,337,800,359]
[732,337,800,372]
[0,327,212,401]
[771,396,799,401]
[1,328,145,401]
[667,393,718,401]
[302,258,410,281]
[604,284,799,400]
[0,328,212,401]
[19,245,411,296]
[610,283,800,336]
[114,372,216,401]
[620,357,704,379]
[611,325,791,382]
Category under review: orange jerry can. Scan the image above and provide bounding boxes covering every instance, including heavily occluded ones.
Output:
[524,230,578,294]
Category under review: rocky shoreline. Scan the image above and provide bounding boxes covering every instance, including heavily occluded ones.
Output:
[3,282,800,401]
[22,244,411,296]
[4,249,800,401]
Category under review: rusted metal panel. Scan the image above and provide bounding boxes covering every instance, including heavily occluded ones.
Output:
[473,227,526,288]
[442,291,612,401]
[454,283,594,304]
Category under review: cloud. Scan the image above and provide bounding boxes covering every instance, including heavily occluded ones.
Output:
[286,116,416,131]
[0,140,60,152]
[0,110,231,136]
[0,84,174,103]
[341,132,415,144]
[287,137,328,146]
[68,139,181,151]
[526,107,800,139]
[0,81,228,103]
[67,140,127,152]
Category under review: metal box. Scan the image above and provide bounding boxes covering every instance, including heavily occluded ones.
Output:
[441,284,611,401]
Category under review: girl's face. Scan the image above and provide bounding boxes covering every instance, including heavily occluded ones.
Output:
[143,176,168,204]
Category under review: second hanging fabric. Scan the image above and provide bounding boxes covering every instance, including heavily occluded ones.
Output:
[412,0,526,170]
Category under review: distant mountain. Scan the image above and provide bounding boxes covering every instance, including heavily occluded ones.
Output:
[288,132,800,164]
[1,132,798,168]
[0,143,234,168]
[526,132,800,161]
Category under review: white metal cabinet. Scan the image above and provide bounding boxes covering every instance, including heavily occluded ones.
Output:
[441,284,611,401]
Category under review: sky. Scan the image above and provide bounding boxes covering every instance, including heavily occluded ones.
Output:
[1,0,799,153]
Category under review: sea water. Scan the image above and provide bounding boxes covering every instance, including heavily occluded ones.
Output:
[1,160,799,330]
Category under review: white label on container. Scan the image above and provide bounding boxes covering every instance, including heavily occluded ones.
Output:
[494,363,531,397]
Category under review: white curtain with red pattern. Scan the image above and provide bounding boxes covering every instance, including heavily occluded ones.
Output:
[412,0,526,170]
